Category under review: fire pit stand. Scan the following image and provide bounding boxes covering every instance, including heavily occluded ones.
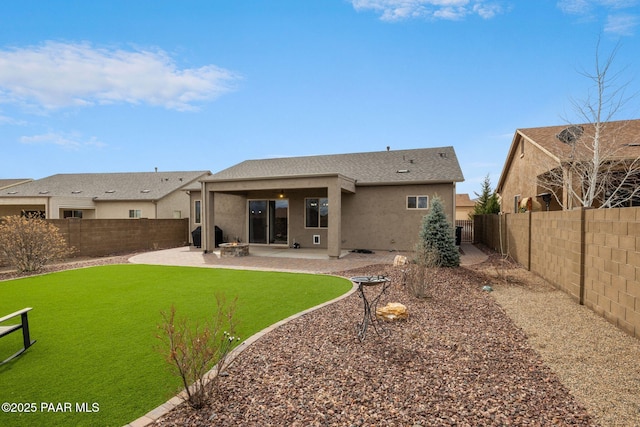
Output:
[350,275,390,341]
[219,242,249,257]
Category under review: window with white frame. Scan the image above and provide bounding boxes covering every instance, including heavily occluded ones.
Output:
[63,210,83,218]
[407,195,429,210]
[129,209,142,219]
[305,198,328,228]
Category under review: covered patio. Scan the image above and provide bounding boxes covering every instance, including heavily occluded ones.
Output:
[200,174,356,258]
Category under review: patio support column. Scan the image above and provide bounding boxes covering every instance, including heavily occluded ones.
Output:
[202,183,215,252]
[327,179,342,259]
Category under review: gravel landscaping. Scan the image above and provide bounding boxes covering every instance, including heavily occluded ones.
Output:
[154,253,627,426]
[3,249,638,426]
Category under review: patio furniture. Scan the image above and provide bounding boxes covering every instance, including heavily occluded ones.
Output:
[0,307,36,364]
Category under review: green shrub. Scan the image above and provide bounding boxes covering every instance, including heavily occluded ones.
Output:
[416,196,459,267]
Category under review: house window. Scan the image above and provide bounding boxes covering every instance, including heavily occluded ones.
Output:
[194,200,201,224]
[63,210,83,218]
[129,209,142,219]
[305,198,328,228]
[407,196,429,210]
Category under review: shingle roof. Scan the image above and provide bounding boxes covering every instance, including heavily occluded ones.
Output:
[456,193,475,207]
[1,171,211,200]
[206,147,464,185]
[518,119,640,161]
[0,179,32,190]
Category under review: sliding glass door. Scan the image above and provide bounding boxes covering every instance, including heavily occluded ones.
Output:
[249,199,288,245]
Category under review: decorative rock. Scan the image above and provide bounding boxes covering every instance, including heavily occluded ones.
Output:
[376,302,408,321]
[393,255,408,266]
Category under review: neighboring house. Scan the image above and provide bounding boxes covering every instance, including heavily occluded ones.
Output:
[496,119,640,213]
[0,171,211,220]
[0,178,32,190]
[455,193,475,220]
[194,147,464,257]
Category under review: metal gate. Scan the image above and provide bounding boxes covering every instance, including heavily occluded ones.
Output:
[455,220,473,243]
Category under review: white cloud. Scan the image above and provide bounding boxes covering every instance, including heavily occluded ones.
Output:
[20,132,106,150]
[605,13,638,35]
[557,0,639,35]
[0,114,26,126]
[0,42,239,111]
[557,0,592,14]
[558,0,639,13]
[350,0,505,21]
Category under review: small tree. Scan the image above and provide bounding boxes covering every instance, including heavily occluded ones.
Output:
[0,214,72,272]
[157,294,239,409]
[537,39,640,209]
[471,174,500,217]
[416,196,459,267]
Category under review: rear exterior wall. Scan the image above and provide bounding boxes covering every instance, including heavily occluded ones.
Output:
[341,183,455,252]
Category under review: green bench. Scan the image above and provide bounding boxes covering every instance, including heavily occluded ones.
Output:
[0,307,36,364]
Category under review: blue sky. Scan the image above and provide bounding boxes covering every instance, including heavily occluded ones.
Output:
[1,0,639,196]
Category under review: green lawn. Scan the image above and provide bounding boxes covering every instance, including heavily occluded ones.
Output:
[0,264,352,427]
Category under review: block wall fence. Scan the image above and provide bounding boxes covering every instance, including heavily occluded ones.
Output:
[474,208,640,339]
[0,218,190,266]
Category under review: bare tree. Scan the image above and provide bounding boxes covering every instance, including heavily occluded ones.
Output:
[537,39,640,209]
[0,214,72,272]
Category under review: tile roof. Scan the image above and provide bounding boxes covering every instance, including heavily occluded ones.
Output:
[1,171,211,200]
[518,119,640,161]
[206,147,464,185]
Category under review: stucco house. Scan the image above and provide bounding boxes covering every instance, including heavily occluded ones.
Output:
[496,119,640,213]
[0,171,211,220]
[455,193,475,220]
[192,147,464,257]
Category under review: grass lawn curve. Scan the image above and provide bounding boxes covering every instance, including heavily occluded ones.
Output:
[0,264,351,427]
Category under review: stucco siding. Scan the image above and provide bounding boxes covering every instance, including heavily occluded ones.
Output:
[155,189,191,219]
[96,201,157,219]
[342,184,455,251]
[499,137,560,213]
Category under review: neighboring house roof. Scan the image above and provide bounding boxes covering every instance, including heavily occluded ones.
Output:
[456,193,475,207]
[205,147,464,185]
[519,119,640,162]
[0,179,32,190]
[1,171,211,201]
[181,181,203,192]
[497,119,640,192]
